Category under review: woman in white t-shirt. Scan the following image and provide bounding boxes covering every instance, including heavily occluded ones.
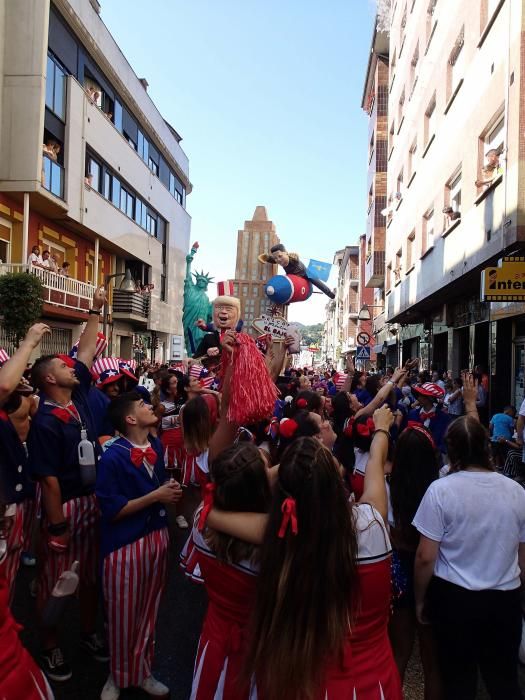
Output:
[413,413,525,700]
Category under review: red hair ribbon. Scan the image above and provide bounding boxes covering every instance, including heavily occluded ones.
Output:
[198,482,217,532]
[405,423,436,449]
[278,497,298,538]
[279,418,298,439]
[343,417,355,437]
[296,398,308,409]
[356,417,375,437]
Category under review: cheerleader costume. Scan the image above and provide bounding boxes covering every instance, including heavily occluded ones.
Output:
[0,569,54,699]
[350,448,369,501]
[159,399,197,486]
[317,503,402,699]
[183,520,258,700]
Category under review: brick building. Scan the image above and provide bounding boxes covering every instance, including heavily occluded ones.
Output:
[232,206,284,332]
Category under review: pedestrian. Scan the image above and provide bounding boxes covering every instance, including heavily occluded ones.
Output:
[207,405,402,699]
[185,442,271,699]
[388,424,442,698]
[413,393,525,700]
[97,391,182,700]
[28,287,108,681]
[27,245,42,267]
[0,324,49,602]
[489,405,516,468]
[58,261,70,277]
[444,377,463,418]
[407,383,451,455]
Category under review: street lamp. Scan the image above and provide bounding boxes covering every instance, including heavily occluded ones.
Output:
[357,303,384,321]
[102,269,136,356]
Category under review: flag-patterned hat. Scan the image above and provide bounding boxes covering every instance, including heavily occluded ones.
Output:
[92,356,120,379]
[96,368,122,388]
[69,332,107,361]
[414,382,445,398]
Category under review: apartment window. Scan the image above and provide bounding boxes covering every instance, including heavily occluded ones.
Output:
[424,94,436,146]
[477,114,504,186]
[111,177,121,208]
[46,53,66,120]
[120,187,135,219]
[408,139,417,180]
[481,0,503,32]
[160,274,167,302]
[135,198,143,226]
[146,211,157,237]
[396,169,404,199]
[242,285,249,296]
[444,167,462,223]
[407,231,415,270]
[369,130,375,163]
[169,171,185,205]
[395,250,402,280]
[368,184,374,211]
[410,43,419,97]
[114,100,123,132]
[447,27,465,99]
[103,170,111,200]
[390,48,397,90]
[389,120,395,152]
[426,0,438,47]
[148,157,159,176]
[86,155,101,192]
[423,208,435,251]
[400,5,407,53]
[398,87,405,128]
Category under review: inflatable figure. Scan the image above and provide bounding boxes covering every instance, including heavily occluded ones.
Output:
[259,244,335,302]
[193,294,241,359]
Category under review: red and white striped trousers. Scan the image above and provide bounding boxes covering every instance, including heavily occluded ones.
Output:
[4,503,24,605]
[37,494,100,606]
[102,527,169,688]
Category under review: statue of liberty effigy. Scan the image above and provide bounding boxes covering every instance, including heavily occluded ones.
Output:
[182,241,213,355]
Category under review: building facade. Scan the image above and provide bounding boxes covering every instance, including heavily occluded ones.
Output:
[361,24,391,368]
[232,206,281,332]
[0,0,191,361]
[368,0,525,410]
[332,246,360,360]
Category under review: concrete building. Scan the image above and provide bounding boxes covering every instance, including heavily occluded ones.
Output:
[322,296,338,366]
[378,0,525,409]
[0,0,191,361]
[333,246,360,360]
[361,23,391,369]
[232,206,282,332]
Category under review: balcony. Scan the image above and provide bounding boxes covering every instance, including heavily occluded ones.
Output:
[42,154,64,199]
[111,289,150,326]
[348,304,360,317]
[365,250,386,288]
[348,266,359,284]
[0,264,96,315]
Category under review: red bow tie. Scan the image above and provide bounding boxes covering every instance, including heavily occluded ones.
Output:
[420,410,435,421]
[130,446,158,468]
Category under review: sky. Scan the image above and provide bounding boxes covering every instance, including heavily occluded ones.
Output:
[100,0,376,325]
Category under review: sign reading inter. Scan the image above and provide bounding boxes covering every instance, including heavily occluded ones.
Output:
[481,257,525,301]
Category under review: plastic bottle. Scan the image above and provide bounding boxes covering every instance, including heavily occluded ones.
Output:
[78,429,96,486]
[41,561,80,627]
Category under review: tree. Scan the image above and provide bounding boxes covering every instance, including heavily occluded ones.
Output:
[0,272,43,346]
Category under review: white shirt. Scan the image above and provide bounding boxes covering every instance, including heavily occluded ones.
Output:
[413,470,525,591]
[28,253,42,266]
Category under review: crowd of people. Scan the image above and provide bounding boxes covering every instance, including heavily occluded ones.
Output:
[28,245,70,277]
[0,287,524,700]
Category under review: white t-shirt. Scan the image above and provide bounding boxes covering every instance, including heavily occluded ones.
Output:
[413,470,525,591]
[28,252,42,266]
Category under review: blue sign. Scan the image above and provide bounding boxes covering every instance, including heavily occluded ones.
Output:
[356,346,371,360]
[306,259,332,282]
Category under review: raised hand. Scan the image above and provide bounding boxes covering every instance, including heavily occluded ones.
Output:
[92,285,107,310]
[373,404,394,432]
[24,323,51,349]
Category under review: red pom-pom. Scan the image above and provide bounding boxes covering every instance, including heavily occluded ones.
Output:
[279,418,298,439]
[220,333,278,425]
[296,398,308,409]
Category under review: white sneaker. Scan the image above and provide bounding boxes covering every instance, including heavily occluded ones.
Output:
[100,674,120,700]
[175,515,189,529]
[141,675,170,697]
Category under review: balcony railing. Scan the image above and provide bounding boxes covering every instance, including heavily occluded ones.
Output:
[0,263,96,313]
[112,289,150,322]
[42,154,64,199]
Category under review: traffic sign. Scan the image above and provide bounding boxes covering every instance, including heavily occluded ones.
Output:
[357,331,371,346]
[356,346,371,360]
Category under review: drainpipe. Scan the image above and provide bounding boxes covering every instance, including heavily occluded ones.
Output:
[22,193,29,264]
[93,236,99,286]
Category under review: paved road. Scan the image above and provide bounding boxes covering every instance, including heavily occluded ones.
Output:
[11,488,525,699]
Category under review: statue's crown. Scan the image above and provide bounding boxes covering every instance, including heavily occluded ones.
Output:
[193,270,214,284]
